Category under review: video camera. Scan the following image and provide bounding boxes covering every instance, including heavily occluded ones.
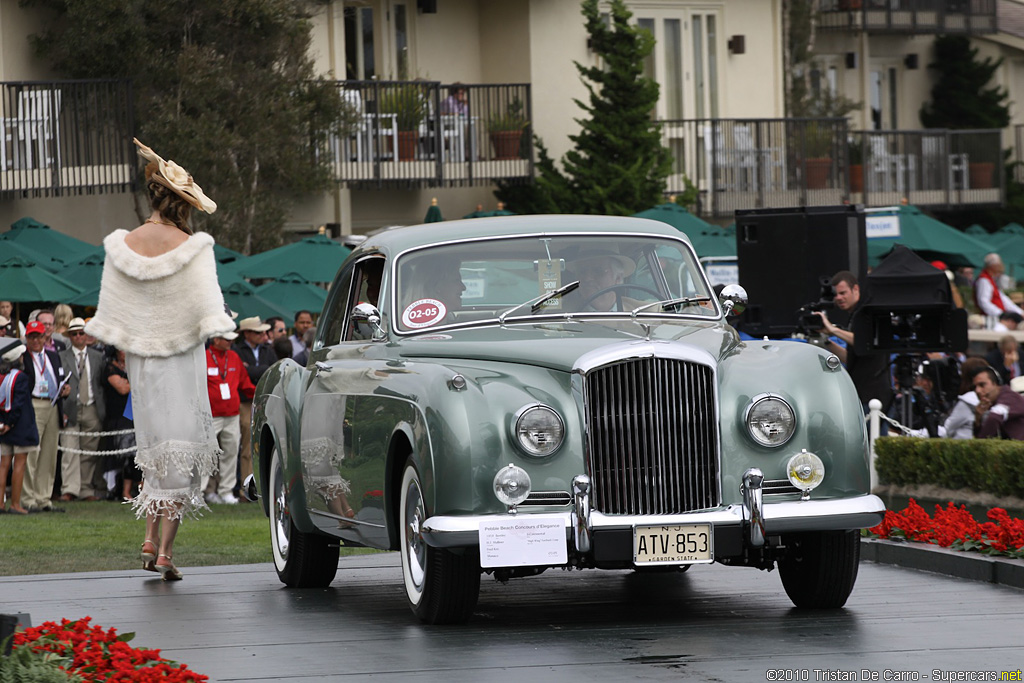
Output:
[795,278,836,335]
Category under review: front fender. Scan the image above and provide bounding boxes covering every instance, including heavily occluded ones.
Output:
[718,339,869,504]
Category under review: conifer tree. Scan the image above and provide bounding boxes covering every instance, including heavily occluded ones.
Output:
[497,0,671,215]
[920,36,1009,129]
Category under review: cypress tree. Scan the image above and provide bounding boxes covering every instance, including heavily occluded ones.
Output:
[497,0,671,215]
[920,36,1009,129]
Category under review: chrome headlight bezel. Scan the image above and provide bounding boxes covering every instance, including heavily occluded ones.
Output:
[511,404,565,457]
[743,393,796,448]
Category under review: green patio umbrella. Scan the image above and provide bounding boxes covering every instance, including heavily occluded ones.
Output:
[0,239,64,272]
[998,222,1024,236]
[61,251,105,292]
[0,217,96,266]
[67,286,100,308]
[221,281,293,322]
[216,258,248,290]
[254,273,327,317]
[866,205,991,269]
[234,232,351,283]
[0,257,83,302]
[424,198,444,223]
[463,203,515,219]
[964,223,989,236]
[633,202,735,258]
[462,204,487,219]
[213,242,245,264]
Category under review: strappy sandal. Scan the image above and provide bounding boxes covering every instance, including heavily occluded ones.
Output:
[155,554,183,582]
[140,540,158,573]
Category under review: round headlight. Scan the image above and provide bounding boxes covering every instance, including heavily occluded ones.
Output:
[787,449,825,494]
[513,404,564,456]
[493,464,532,507]
[744,394,796,447]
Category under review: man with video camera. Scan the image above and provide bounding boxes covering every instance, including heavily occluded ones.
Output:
[813,271,893,414]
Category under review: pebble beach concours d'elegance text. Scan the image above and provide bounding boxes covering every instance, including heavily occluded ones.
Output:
[765,669,1022,681]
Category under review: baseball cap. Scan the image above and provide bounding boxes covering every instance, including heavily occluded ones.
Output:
[25,320,46,336]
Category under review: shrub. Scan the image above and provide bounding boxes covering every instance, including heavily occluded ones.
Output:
[874,436,1024,498]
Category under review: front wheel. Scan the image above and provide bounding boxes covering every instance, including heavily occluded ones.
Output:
[269,444,339,587]
[778,530,860,608]
[400,460,480,624]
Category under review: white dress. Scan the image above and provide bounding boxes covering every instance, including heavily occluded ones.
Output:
[86,230,235,520]
[127,345,219,519]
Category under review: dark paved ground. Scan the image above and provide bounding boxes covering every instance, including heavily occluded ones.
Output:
[2,553,1022,682]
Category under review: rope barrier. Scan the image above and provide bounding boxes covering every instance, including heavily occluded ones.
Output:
[58,428,136,456]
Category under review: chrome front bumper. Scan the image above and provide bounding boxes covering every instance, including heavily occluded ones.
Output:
[421,470,885,550]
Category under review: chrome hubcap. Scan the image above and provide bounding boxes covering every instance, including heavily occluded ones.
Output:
[273,461,290,560]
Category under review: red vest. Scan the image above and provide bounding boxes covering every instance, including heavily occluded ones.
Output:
[975,269,1004,312]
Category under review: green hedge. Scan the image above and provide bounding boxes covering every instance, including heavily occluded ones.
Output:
[875,437,1024,498]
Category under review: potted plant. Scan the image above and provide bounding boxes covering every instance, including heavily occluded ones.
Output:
[802,121,835,189]
[379,84,426,161]
[848,137,864,193]
[487,97,528,160]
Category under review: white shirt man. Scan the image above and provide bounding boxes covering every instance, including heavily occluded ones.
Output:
[58,318,107,501]
[974,253,1024,319]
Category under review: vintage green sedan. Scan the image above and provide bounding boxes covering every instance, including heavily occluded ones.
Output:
[245,215,884,624]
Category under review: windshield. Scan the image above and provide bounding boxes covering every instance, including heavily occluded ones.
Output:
[393,234,717,333]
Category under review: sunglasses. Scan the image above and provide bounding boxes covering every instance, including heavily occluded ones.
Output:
[68,331,86,337]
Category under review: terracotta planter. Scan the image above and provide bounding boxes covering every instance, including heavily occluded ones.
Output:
[969,162,994,189]
[850,164,863,193]
[396,130,418,161]
[490,130,523,160]
[805,158,832,190]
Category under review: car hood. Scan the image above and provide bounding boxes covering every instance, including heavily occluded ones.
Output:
[396,319,740,372]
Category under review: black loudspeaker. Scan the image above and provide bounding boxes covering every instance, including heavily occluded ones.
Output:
[418,0,437,13]
[735,205,867,339]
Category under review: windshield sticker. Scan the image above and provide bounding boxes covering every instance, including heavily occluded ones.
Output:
[402,298,447,328]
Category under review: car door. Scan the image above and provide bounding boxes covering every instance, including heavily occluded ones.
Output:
[299,255,393,548]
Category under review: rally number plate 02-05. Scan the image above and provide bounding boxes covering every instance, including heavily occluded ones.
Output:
[633,523,714,565]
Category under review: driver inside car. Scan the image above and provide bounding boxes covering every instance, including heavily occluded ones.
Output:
[573,248,637,312]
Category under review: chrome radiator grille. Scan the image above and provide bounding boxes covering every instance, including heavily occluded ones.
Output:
[583,357,719,515]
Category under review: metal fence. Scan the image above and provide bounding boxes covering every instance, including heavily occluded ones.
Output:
[815,0,997,34]
[325,80,533,189]
[660,118,1002,217]
[0,79,135,198]
[660,118,850,217]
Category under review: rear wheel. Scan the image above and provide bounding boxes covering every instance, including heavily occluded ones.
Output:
[269,445,339,587]
[778,530,860,608]
[400,460,480,624]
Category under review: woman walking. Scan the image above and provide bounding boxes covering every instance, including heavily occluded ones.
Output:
[87,139,234,580]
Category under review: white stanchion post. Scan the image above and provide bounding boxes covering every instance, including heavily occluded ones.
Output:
[868,398,882,491]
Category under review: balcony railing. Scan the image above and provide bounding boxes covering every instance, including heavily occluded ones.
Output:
[1,79,136,198]
[816,0,997,35]
[660,118,1003,217]
[323,80,533,189]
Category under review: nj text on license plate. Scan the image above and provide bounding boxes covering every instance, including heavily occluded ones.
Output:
[633,524,713,565]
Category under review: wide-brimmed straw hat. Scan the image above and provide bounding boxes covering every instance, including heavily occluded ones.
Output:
[238,317,270,333]
[67,317,86,332]
[134,138,217,214]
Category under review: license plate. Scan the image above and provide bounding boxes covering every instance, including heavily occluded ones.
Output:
[633,524,713,565]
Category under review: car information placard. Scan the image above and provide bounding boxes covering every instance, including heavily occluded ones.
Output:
[479,516,567,568]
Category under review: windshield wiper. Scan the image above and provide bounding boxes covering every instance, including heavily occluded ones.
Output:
[498,280,580,325]
[630,296,712,316]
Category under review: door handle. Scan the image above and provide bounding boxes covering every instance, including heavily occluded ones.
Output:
[314,361,332,374]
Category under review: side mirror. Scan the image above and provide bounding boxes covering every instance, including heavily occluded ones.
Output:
[351,303,387,341]
[718,283,747,317]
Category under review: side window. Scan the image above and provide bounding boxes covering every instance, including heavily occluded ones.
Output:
[344,257,386,342]
[318,265,356,348]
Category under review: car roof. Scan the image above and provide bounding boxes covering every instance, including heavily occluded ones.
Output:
[352,215,692,258]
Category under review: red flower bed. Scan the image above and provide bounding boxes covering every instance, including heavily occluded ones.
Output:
[12,617,207,682]
[867,498,1024,559]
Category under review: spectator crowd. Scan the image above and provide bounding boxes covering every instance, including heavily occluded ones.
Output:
[0,301,317,513]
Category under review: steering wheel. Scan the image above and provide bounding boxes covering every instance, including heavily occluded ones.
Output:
[580,284,662,310]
